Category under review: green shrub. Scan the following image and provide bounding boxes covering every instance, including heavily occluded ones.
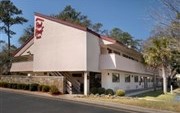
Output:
[16,83,28,90]
[115,89,125,96]
[38,85,43,91]
[11,83,18,89]
[90,87,98,94]
[98,87,105,95]
[17,84,21,89]
[42,85,50,92]
[22,84,30,90]
[0,82,3,87]
[105,89,114,95]
[29,83,39,91]
[50,85,60,95]
[0,82,8,88]
[7,83,12,88]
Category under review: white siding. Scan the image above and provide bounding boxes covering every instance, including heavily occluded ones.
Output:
[33,16,87,72]
[11,61,33,72]
[21,44,34,56]
[100,53,152,75]
[86,32,100,72]
[101,70,153,91]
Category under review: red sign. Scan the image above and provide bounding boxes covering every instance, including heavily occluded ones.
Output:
[35,18,44,39]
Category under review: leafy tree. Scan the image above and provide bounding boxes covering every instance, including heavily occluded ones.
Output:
[109,28,142,51]
[0,0,27,73]
[143,36,175,93]
[0,43,17,74]
[52,5,91,27]
[18,25,34,45]
[52,5,104,34]
[53,5,142,50]
[0,1,27,57]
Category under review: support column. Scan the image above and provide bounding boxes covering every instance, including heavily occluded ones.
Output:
[84,72,89,95]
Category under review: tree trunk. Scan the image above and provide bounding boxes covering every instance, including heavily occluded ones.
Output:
[7,24,11,75]
[162,65,167,94]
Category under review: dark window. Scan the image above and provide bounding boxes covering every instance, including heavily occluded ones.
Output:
[112,73,120,82]
[125,75,131,82]
[134,76,138,82]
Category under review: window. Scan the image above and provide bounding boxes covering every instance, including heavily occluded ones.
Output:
[112,73,120,82]
[125,75,131,82]
[134,76,138,82]
[140,76,144,82]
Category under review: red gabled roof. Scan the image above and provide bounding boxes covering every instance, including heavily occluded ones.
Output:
[13,36,34,57]
[14,12,140,57]
[35,12,100,37]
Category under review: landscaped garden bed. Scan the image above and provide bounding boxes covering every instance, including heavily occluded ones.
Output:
[0,82,61,95]
[78,89,180,112]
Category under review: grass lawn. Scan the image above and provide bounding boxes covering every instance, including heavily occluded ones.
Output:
[79,89,180,112]
[133,90,176,102]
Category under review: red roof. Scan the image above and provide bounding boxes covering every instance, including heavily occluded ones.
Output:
[35,12,100,38]
[14,12,140,57]
[13,36,34,57]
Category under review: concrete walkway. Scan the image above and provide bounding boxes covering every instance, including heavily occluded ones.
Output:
[0,88,177,113]
[126,87,162,96]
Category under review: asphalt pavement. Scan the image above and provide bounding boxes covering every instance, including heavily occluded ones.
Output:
[0,90,143,113]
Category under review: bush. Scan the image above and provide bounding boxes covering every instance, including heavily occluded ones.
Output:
[11,83,18,89]
[115,89,125,96]
[90,87,98,94]
[42,85,50,92]
[38,85,43,91]
[0,82,8,88]
[17,84,21,89]
[98,87,105,95]
[105,89,114,95]
[50,85,60,95]
[29,83,39,91]
[22,84,29,90]
[7,83,12,88]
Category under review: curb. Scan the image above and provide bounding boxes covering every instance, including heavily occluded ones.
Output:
[0,88,177,113]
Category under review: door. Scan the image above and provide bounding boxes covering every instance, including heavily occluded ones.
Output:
[144,77,148,88]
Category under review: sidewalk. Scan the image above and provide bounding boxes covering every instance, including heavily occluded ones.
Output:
[126,87,162,96]
[0,88,177,113]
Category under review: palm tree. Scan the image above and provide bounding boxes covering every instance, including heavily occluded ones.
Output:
[143,36,174,94]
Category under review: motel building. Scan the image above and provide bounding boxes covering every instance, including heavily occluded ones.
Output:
[10,13,162,95]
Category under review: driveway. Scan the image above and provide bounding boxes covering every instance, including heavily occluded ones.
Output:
[0,90,143,113]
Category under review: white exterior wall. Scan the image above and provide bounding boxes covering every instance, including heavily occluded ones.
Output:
[15,39,34,57]
[86,32,100,72]
[100,53,153,75]
[33,16,87,72]
[10,61,33,72]
[101,70,153,91]
[21,44,34,56]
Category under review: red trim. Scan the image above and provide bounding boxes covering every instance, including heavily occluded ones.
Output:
[35,12,100,38]
[100,35,116,43]
[13,36,34,57]
[14,13,140,57]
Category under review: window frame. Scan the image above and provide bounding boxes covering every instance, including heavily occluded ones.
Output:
[112,73,120,82]
[125,74,131,82]
[134,76,139,83]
